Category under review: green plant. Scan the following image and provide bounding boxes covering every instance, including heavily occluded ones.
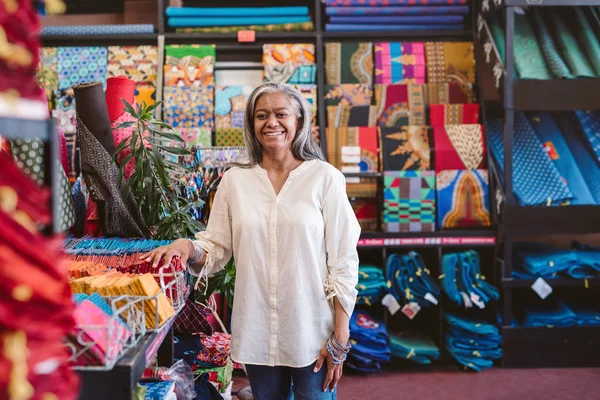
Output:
[114,99,204,239]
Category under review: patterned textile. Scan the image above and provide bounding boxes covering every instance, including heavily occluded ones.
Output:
[351,199,378,232]
[42,24,154,36]
[197,332,231,367]
[37,47,58,105]
[530,8,573,79]
[173,299,215,335]
[176,21,314,33]
[429,104,479,125]
[327,105,378,129]
[175,128,212,147]
[263,44,316,84]
[111,109,140,181]
[425,42,475,85]
[375,42,426,84]
[574,110,600,163]
[434,125,486,171]
[416,82,475,105]
[163,85,215,129]
[294,84,318,122]
[326,126,379,172]
[215,85,252,129]
[215,128,244,147]
[58,47,108,90]
[325,84,373,106]
[513,12,552,80]
[383,170,435,232]
[325,5,469,15]
[135,85,156,107]
[164,45,216,87]
[138,381,175,400]
[488,113,573,206]
[374,84,409,127]
[347,178,378,198]
[325,42,373,85]
[108,46,158,86]
[10,139,76,232]
[379,126,430,171]
[326,0,468,5]
[436,170,490,229]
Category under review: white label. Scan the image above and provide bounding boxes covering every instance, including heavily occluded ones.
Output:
[424,292,438,305]
[470,292,486,309]
[381,294,401,315]
[341,165,360,173]
[342,155,361,164]
[341,146,361,156]
[345,177,360,184]
[531,277,553,299]
[401,302,421,320]
[460,292,473,308]
[34,358,60,375]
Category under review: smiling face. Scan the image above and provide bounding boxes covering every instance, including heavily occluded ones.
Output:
[253,92,299,155]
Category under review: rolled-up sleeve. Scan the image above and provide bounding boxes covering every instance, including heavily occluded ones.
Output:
[189,171,233,279]
[322,172,361,318]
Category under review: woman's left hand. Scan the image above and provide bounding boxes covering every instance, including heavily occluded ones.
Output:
[313,332,349,392]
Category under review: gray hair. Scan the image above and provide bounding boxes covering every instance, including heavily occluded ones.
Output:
[232,82,324,167]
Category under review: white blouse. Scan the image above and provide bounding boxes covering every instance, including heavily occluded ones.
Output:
[190,159,361,367]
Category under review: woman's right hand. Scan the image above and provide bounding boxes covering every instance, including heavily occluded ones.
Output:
[143,238,195,269]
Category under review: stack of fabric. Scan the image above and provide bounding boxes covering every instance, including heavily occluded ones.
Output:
[441,250,499,309]
[262,44,317,85]
[386,251,441,308]
[42,24,154,36]
[0,152,80,399]
[193,332,235,396]
[356,265,388,306]
[520,300,600,328]
[138,381,177,400]
[346,311,391,373]
[324,0,470,32]
[388,332,440,364]
[215,85,253,147]
[444,313,502,371]
[166,6,313,32]
[488,7,600,80]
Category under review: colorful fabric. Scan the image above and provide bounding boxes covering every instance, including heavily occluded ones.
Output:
[194,358,234,394]
[347,178,378,198]
[197,332,231,367]
[324,84,373,106]
[530,8,573,79]
[215,85,253,129]
[383,170,436,232]
[513,12,552,80]
[574,110,600,163]
[174,128,212,147]
[425,42,475,85]
[351,199,378,232]
[263,44,316,84]
[325,42,373,85]
[375,42,426,84]
[108,46,158,86]
[434,125,486,171]
[325,6,470,15]
[436,170,490,229]
[379,126,430,171]
[327,105,378,129]
[139,381,175,400]
[326,126,379,172]
[135,84,156,107]
[176,21,314,33]
[429,104,479,125]
[58,47,108,90]
[417,82,475,105]
[294,84,317,122]
[163,85,214,129]
[326,0,468,5]
[164,45,216,87]
[42,24,154,36]
[374,84,409,127]
[37,47,58,103]
[215,128,244,147]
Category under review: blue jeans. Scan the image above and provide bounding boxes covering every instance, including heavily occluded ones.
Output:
[245,361,337,400]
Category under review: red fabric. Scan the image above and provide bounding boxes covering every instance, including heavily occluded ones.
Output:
[106,76,136,123]
[433,125,487,171]
[448,82,473,104]
[197,332,231,367]
[429,104,480,126]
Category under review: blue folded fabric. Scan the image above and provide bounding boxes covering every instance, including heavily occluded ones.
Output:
[444,313,500,336]
[350,311,389,345]
[444,314,502,371]
[574,110,600,164]
[357,265,388,305]
[386,252,440,307]
[446,328,502,350]
[168,16,310,27]
[389,333,440,365]
[42,24,154,36]
[570,304,600,326]
[329,15,464,24]
[522,301,578,327]
[527,113,596,205]
[441,251,498,308]
[518,249,578,276]
[554,112,600,204]
[325,6,470,16]
[166,6,309,17]
[325,23,464,31]
[488,113,573,206]
[349,311,391,367]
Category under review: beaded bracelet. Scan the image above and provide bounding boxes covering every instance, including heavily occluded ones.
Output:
[326,334,351,365]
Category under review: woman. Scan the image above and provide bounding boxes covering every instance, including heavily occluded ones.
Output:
[145,82,360,399]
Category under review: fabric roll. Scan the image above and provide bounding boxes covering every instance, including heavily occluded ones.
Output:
[73,82,114,156]
[324,42,373,85]
[513,12,552,79]
[326,24,464,32]
[487,113,573,206]
[330,16,464,24]
[325,84,373,106]
[530,9,573,79]
[488,13,506,64]
[176,22,314,33]
[436,170,490,229]
[429,104,479,125]
[166,6,309,17]
[76,114,150,238]
[325,6,470,16]
[383,171,435,232]
[106,77,138,180]
[42,24,154,36]
[168,16,310,27]
[58,47,109,90]
[379,126,430,171]
[527,113,595,205]
[554,112,600,205]
[326,0,468,4]
[434,124,486,171]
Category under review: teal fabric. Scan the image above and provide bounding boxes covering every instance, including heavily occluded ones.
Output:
[386,252,440,307]
[530,9,572,79]
[389,333,440,365]
[572,7,600,76]
[514,12,552,79]
[356,265,388,305]
[444,314,502,371]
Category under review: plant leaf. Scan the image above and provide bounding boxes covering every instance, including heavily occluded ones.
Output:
[115,121,136,130]
[157,145,190,155]
[151,129,185,143]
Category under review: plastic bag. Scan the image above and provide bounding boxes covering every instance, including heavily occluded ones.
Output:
[142,360,196,400]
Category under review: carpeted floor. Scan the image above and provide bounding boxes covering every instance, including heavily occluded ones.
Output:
[232,368,600,399]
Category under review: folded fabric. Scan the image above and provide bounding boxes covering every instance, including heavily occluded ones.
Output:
[168,16,310,27]
[358,265,384,282]
[325,42,373,85]
[348,311,390,371]
[436,170,490,229]
[331,16,464,24]
[574,110,600,164]
[138,381,175,400]
[389,332,440,364]
[356,266,388,305]
[215,85,252,130]
[425,42,475,84]
[176,21,314,33]
[444,314,502,371]
[164,45,216,87]
[325,84,373,107]
[58,47,108,90]
[570,304,600,327]
[446,327,502,350]
[434,124,486,171]
[383,170,436,233]
[325,6,470,16]
[166,6,309,17]
[375,42,426,85]
[513,12,552,80]
[108,46,158,86]
[522,301,578,327]
[530,8,573,79]
[326,126,379,172]
[43,24,154,36]
[386,252,440,307]
[197,332,231,367]
[325,24,464,32]
[379,126,431,171]
[518,249,577,277]
[429,104,479,125]
[444,313,500,336]
[488,113,573,206]
[174,335,203,366]
[263,44,316,84]
[350,311,389,346]
[163,86,215,129]
[441,251,498,308]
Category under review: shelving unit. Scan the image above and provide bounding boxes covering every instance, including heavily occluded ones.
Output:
[475,0,600,368]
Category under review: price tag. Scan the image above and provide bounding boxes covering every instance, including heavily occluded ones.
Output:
[424,292,438,305]
[381,294,401,315]
[531,277,553,299]
[470,292,485,309]
[237,30,256,43]
[460,292,473,308]
[401,302,421,320]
